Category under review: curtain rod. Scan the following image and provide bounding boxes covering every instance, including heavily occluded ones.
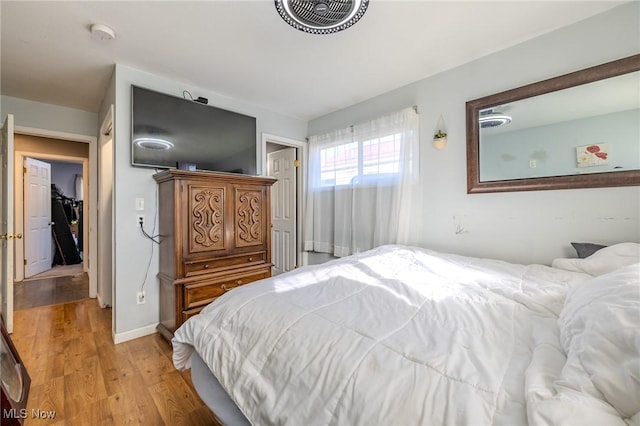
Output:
[306,105,419,140]
[348,105,418,130]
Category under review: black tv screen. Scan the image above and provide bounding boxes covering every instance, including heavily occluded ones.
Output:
[131,85,257,174]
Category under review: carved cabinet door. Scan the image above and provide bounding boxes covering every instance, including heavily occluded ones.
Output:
[185,182,227,255]
[233,184,267,249]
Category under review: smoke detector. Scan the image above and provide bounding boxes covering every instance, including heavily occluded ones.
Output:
[90,23,116,40]
[479,109,512,128]
[275,0,369,34]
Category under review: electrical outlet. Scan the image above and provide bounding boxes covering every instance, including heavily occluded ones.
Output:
[137,291,146,305]
[136,214,145,227]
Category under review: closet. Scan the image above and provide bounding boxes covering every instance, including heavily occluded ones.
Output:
[51,184,82,265]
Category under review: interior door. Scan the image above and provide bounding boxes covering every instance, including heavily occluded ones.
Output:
[1,115,16,333]
[268,147,297,276]
[24,157,52,278]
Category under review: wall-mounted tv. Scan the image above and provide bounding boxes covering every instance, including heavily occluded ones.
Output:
[131,85,257,175]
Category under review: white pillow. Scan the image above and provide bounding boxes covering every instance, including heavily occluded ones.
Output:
[552,242,640,276]
[557,263,640,419]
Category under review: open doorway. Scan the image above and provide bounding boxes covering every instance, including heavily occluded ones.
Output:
[262,133,307,275]
[13,132,92,309]
[26,158,84,276]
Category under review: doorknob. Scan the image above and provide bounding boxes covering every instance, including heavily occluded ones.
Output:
[49,221,55,226]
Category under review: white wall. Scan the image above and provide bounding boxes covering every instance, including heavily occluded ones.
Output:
[1,95,98,136]
[308,2,640,265]
[47,160,83,199]
[111,64,308,339]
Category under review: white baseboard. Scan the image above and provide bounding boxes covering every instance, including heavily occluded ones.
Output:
[113,323,158,344]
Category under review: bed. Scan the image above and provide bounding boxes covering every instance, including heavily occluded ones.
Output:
[172,243,640,425]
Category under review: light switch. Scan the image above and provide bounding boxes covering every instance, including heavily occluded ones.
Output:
[135,198,145,211]
[529,160,537,169]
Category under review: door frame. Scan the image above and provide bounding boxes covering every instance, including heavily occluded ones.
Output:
[13,126,97,298]
[261,133,307,267]
[97,105,114,314]
[267,147,297,275]
[16,152,87,280]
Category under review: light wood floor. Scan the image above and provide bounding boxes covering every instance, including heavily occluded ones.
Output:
[11,299,220,425]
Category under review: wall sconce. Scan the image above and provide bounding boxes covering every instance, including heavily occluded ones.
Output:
[433,114,448,150]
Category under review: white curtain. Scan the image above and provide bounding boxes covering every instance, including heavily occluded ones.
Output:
[304,106,419,257]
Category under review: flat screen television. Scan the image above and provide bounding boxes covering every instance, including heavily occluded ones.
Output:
[131,85,257,175]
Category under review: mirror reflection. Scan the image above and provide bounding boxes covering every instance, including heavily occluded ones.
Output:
[479,71,640,181]
[466,54,640,193]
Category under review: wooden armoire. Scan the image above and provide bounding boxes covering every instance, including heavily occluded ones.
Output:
[153,169,276,341]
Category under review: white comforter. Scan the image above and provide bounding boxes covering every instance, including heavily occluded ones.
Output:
[173,245,595,425]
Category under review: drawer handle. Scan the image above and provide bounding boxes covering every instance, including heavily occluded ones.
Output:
[221,282,240,292]
[248,257,253,261]
[203,264,209,269]
[220,280,244,292]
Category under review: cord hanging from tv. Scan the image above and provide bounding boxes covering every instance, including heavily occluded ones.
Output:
[131,85,257,175]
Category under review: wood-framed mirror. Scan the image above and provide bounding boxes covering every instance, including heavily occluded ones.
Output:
[466,54,640,193]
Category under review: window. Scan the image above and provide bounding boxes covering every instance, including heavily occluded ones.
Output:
[304,106,420,257]
[319,132,413,187]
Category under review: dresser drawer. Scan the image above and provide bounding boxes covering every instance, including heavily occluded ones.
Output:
[182,306,205,323]
[183,267,270,310]
[184,251,266,276]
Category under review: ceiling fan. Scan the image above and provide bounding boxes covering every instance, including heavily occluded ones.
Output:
[275,0,369,34]
[479,108,513,128]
